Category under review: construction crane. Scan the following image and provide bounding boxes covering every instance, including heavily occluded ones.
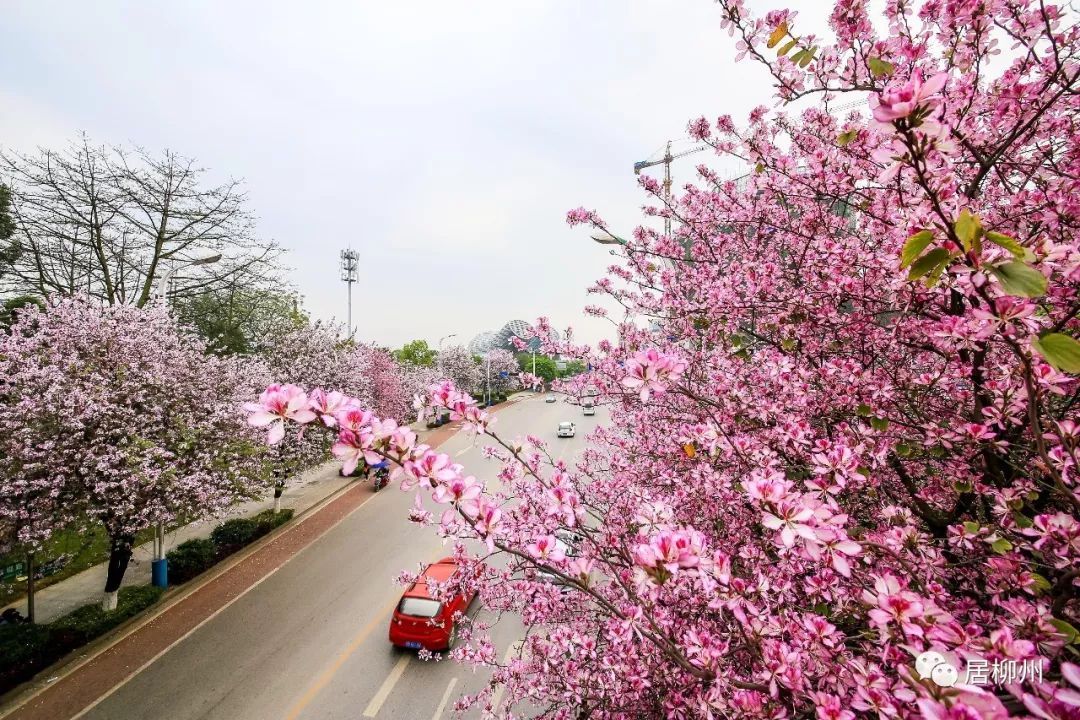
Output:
[633,140,708,236]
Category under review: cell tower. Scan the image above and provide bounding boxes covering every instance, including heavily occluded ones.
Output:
[339,248,358,338]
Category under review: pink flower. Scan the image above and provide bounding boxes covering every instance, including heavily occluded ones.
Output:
[762,499,817,547]
[432,474,482,516]
[399,450,461,491]
[307,388,349,427]
[621,348,686,402]
[245,383,318,444]
[870,72,947,123]
[527,535,566,563]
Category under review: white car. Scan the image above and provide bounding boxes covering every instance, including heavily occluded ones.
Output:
[545,394,557,403]
[537,531,583,589]
[557,421,576,438]
[582,403,595,416]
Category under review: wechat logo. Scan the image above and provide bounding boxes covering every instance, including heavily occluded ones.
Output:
[915,650,959,687]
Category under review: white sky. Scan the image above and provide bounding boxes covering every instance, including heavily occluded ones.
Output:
[0,0,800,351]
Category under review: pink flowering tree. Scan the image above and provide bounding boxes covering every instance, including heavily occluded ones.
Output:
[1,296,269,610]
[258,321,373,496]
[248,1,1080,717]
[437,344,482,396]
[482,349,521,397]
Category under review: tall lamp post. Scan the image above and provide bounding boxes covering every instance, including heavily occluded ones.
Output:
[340,249,359,339]
[150,252,221,589]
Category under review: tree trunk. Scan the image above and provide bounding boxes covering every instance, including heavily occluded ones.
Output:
[26,552,35,624]
[102,534,134,611]
[273,482,284,513]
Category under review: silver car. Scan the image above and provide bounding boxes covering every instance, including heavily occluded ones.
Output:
[557,421,576,438]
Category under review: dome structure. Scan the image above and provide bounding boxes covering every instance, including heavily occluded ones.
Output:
[467,331,500,356]
[467,320,561,355]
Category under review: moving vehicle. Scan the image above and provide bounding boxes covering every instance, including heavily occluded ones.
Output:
[582,401,595,416]
[545,394,557,403]
[389,558,476,651]
[371,461,390,491]
[557,421,576,438]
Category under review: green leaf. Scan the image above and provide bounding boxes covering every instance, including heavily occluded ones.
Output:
[1011,511,1034,529]
[1050,618,1080,644]
[1031,333,1080,374]
[868,56,894,78]
[767,23,788,49]
[789,49,807,65]
[990,261,1047,298]
[990,537,1013,554]
[985,231,1026,259]
[857,404,873,417]
[954,209,982,253]
[837,129,858,147]
[856,466,871,478]
[908,247,951,281]
[963,521,981,534]
[781,338,797,351]
[900,230,935,269]
[798,46,817,68]
[1031,573,1051,595]
[777,39,797,57]
[870,417,890,431]
[895,442,913,457]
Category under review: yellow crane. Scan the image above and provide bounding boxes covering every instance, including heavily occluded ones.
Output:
[633,140,708,236]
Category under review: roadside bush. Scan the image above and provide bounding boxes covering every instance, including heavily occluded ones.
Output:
[210,518,259,553]
[0,624,61,693]
[51,586,164,642]
[251,509,293,535]
[0,586,164,695]
[165,538,216,584]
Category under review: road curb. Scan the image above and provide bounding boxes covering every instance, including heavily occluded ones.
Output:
[0,475,364,718]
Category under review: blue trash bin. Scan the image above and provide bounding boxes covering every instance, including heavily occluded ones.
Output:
[152,558,168,588]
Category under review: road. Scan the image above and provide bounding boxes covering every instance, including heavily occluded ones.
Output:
[84,394,603,720]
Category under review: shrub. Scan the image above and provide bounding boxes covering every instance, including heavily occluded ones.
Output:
[0,624,61,693]
[165,538,216,584]
[210,518,259,552]
[51,586,164,642]
[0,586,164,694]
[251,509,293,535]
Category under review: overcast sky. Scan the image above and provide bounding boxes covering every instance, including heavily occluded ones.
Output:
[0,0,801,351]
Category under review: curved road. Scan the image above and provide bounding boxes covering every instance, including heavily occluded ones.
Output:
[84,395,602,720]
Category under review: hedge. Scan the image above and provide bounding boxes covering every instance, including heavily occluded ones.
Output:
[166,538,217,584]
[0,585,164,695]
[168,510,294,584]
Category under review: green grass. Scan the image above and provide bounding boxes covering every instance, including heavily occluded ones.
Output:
[0,524,157,606]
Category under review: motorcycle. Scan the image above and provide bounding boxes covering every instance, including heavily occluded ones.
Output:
[370,461,391,492]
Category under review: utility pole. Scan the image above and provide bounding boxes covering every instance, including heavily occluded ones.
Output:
[340,249,358,339]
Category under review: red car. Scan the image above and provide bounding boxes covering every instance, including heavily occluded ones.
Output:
[389,557,476,651]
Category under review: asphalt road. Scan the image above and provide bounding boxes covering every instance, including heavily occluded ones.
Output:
[84,394,603,720]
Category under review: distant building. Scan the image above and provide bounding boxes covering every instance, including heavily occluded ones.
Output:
[468,320,561,356]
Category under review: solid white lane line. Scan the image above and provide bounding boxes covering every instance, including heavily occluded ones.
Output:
[363,654,411,717]
[431,677,459,720]
[455,447,471,457]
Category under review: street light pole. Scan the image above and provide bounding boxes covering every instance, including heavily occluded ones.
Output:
[437,334,457,378]
[149,252,221,592]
